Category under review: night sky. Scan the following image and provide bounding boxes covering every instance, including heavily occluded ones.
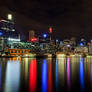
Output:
[0,0,92,41]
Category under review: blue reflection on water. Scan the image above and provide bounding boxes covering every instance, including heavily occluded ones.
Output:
[80,58,85,91]
[0,64,1,91]
[4,61,20,92]
[42,59,47,92]
[56,59,58,92]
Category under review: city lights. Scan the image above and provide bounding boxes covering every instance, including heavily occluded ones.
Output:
[43,33,48,38]
[8,14,12,20]
[30,38,38,42]
[12,29,15,32]
[8,38,20,42]
[0,1,92,92]
[56,39,59,42]
[49,27,53,33]
[80,43,84,46]
[67,44,71,47]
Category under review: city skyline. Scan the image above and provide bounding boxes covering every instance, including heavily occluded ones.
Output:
[0,0,92,40]
[0,1,92,92]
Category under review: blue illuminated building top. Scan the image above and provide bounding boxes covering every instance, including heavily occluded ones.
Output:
[43,33,48,38]
[80,42,84,46]
[0,31,3,36]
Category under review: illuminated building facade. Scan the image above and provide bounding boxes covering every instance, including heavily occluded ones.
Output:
[0,20,15,32]
[0,16,19,54]
[89,40,92,55]
[0,37,6,52]
[74,46,88,54]
[29,30,35,40]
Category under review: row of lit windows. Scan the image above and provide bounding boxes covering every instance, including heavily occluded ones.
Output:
[10,50,30,54]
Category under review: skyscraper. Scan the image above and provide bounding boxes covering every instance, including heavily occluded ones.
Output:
[0,19,15,32]
[29,30,35,40]
[89,40,92,54]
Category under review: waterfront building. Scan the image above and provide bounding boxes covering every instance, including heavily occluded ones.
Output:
[62,39,72,53]
[70,37,76,48]
[55,39,62,52]
[0,15,20,54]
[0,37,7,54]
[6,48,31,56]
[74,46,88,54]
[60,41,62,46]
[80,38,86,46]
[47,41,56,54]
[5,39,33,56]
[88,40,92,55]
[39,33,50,43]
[28,30,39,43]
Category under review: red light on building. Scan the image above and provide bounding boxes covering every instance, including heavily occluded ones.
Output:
[49,27,53,33]
[48,62,53,92]
[30,37,38,42]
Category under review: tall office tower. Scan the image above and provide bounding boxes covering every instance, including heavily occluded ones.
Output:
[0,19,15,32]
[0,14,15,32]
[0,14,16,52]
[90,40,92,54]
[29,30,35,40]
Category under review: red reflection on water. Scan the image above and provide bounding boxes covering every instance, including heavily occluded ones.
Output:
[48,62,53,92]
[67,58,71,90]
[29,59,37,92]
[87,60,90,85]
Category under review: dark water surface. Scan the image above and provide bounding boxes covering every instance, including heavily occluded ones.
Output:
[0,55,92,92]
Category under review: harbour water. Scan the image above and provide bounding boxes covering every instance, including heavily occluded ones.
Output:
[0,55,92,92]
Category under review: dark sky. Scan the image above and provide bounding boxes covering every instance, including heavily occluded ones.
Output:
[0,0,92,40]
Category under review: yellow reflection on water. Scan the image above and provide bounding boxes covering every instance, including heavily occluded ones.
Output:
[21,57,36,81]
[70,55,80,84]
[24,58,29,81]
[57,56,66,87]
[8,57,22,62]
[86,56,92,85]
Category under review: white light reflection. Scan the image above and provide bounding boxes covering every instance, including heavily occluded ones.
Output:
[4,61,20,92]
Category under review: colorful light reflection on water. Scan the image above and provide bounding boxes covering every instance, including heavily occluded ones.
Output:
[80,58,85,92]
[55,59,58,92]
[48,59,53,92]
[42,59,47,92]
[67,57,71,91]
[29,59,37,92]
[0,56,92,92]
[4,61,20,92]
